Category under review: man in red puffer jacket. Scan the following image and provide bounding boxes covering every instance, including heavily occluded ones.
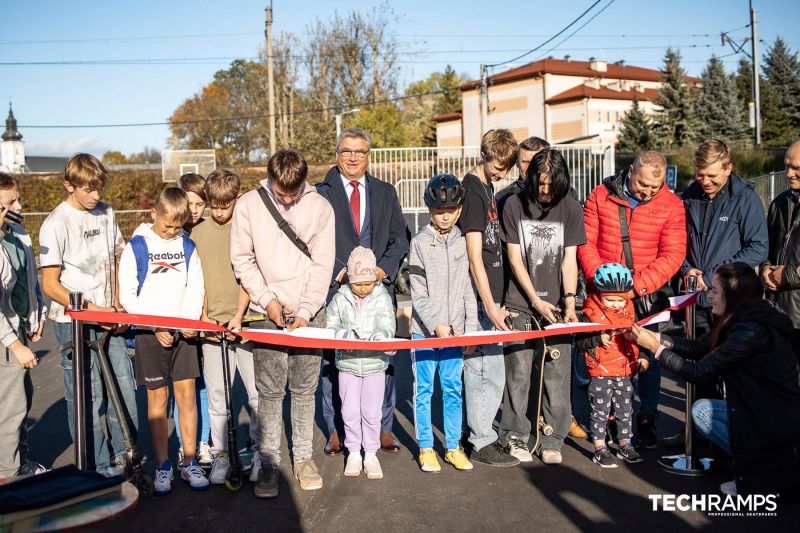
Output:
[578,151,686,449]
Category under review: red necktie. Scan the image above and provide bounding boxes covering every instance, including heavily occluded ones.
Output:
[349,180,360,235]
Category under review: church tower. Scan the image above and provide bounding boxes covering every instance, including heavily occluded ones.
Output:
[1,104,26,173]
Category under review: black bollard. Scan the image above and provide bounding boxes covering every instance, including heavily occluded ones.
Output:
[658,275,714,475]
[69,292,88,471]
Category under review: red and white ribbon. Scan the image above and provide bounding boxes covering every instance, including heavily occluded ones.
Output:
[65,292,698,351]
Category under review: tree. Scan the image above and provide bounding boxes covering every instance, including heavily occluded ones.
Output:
[346,103,407,148]
[402,65,464,146]
[762,37,800,142]
[168,81,238,164]
[101,151,127,165]
[694,56,748,144]
[618,100,656,152]
[128,146,162,164]
[653,48,699,148]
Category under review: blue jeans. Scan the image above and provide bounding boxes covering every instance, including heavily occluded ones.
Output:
[462,302,505,450]
[55,322,138,472]
[411,334,463,450]
[692,398,730,455]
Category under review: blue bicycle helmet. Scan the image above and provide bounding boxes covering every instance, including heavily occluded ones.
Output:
[594,262,634,292]
[424,174,464,208]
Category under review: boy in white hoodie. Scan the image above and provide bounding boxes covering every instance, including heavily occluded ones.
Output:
[119,187,207,495]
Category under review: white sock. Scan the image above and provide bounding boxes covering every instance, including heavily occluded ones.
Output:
[364,452,377,460]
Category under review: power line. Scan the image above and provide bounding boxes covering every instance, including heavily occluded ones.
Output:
[19,89,447,129]
[1,43,727,67]
[534,0,616,61]
[487,0,604,68]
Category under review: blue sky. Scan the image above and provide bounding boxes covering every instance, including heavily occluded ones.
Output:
[2,0,798,156]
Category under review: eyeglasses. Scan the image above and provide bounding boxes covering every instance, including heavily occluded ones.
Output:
[337,149,370,160]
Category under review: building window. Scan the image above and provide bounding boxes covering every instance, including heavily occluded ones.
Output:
[597,111,602,122]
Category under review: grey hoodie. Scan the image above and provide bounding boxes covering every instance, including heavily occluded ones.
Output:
[410,223,478,338]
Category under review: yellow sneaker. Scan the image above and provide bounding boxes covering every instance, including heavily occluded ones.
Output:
[445,448,474,471]
[418,448,441,473]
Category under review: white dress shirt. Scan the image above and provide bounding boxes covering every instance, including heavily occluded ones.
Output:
[340,174,367,234]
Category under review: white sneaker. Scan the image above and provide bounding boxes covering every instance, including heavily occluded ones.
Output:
[720,480,737,496]
[249,451,262,483]
[507,437,534,463]
[363,455,383,480]
[209,452,230,485]
[154,460,174,495]
[344,454,362,477]
[198,442,213,467]
[180,459,210,491]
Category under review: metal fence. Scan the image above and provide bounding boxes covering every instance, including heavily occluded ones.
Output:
[375,144,615,209]
[748,170,788,212]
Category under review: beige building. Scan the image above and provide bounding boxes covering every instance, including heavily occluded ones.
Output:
[435,58,696,146]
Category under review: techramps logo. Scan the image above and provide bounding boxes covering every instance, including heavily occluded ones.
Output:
[649,493,779,517]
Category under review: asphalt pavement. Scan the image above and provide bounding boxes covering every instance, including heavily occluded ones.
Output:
[23,320,799,532]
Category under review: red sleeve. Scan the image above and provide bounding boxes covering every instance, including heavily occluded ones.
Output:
[632,195,687,295]
[577,188,605,280]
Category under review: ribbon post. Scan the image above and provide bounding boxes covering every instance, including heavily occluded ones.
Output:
[68,292,89,471]
[658,275,714,475]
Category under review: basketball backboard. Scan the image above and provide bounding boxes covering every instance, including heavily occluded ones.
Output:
[161,149,216,182]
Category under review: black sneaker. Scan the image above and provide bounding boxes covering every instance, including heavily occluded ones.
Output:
[616,444,643,464]
[470,441,520,467]
[254,463,279,498]
[593,447,618,468]
[635,414,658,450]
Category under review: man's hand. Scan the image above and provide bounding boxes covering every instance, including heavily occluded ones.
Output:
[762,266,778,291]
[375,267,387,282]
[770,266,787,288]
[226,314,243,340]
[434,324,452,338]
[27,319,46,343]
[487,305,511,331]
[533,297,560,324]
[10,341,38,369]
[154,329,174,348]
[180,330,197,339]
[266,299,284,327]
[286,316,308,332]
[686,268,708,291]
[563,308,578,323]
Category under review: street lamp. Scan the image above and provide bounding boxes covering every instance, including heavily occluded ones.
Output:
[335,108,360,138]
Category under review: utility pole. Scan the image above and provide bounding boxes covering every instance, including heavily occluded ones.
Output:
[265,2,276,155]
[479,64,488,136]
[750,0,761,146]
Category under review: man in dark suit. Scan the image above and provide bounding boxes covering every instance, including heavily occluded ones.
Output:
[315,128,410,455]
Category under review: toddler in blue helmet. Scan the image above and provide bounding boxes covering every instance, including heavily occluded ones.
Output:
[576,262,649,468]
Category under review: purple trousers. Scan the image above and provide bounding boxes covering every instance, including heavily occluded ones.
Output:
[338,372,386,454]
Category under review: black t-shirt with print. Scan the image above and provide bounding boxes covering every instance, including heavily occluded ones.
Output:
[458,173,504,303]
[501,194,586,310]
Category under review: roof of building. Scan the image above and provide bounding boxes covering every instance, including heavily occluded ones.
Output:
[433,111,462,123]
[546,85,660,105]
[25,156,69,173]
[2,106,23,142]
[460,58,698,91]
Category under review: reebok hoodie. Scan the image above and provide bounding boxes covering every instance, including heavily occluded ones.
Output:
[119,223,205,320]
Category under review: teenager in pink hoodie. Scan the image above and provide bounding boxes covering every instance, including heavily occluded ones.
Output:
[230,149,335,498]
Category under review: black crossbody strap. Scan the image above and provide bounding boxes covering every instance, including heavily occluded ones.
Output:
[617,205,635,273]
[257,187,312,259]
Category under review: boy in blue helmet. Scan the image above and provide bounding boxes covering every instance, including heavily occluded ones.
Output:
[409,174,478,473]
[577,263,649,468]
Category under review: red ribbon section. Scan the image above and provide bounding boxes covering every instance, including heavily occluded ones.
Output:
[65,292,697,351]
